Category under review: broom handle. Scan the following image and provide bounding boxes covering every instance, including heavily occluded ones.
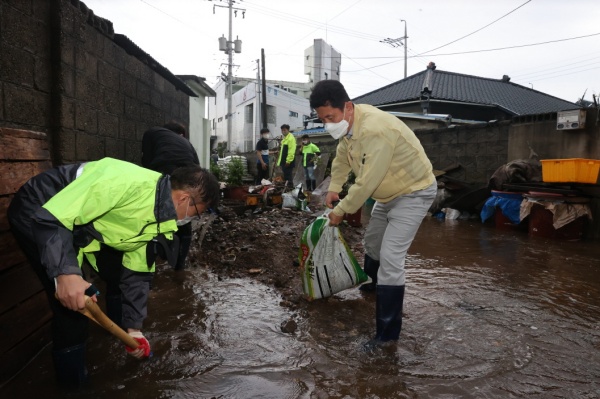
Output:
[54,292,140,349]
[82,296,140,349]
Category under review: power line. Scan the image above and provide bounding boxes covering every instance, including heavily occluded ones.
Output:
[414,32,600,58]
[519,65,600,84]
[512,53,600,79]
[416,0,532,56]
[341,32,600,72]
[242,0,383,42]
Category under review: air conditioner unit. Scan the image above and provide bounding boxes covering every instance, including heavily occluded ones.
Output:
[556,109,586,130]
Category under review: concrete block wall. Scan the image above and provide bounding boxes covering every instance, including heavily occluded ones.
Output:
[0,0,53,134]
[416,121,511,185]
[0,0,190,165]
[0,0,192,385]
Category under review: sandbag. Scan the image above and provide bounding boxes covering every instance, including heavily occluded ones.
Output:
[282,193,297,208]
[298,212,367,300]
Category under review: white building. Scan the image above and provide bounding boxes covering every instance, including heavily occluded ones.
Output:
[208,38,341,154]
[178,75,216,168]
[208,79,312,153]
[304,39,341,83]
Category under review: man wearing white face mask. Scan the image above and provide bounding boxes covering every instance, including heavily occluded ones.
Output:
[7,158,219,386]
[309,80,437,347]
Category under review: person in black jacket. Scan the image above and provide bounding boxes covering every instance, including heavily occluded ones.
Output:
[142,121,200,175]
[142,121,199,270]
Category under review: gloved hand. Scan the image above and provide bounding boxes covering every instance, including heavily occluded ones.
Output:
[125,331,151,359]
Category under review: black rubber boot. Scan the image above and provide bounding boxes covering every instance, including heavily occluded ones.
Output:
[306,179,311,192]
[359,254,380,292]
[311,179,317,191]
[52,343,89,387]
[374,284,405,342]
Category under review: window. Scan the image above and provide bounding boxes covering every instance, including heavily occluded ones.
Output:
[266,105,276,124]
[245,104,254,123]
[289,111,298,118]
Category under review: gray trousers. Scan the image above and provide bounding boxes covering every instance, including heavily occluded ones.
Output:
[363,181,437,286]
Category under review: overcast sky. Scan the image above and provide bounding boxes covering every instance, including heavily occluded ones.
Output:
[83,0,599,103]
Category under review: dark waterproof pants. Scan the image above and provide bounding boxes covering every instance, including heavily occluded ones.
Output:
[256,156,269,185]
[174,222,192,270]
[282,161,295,188]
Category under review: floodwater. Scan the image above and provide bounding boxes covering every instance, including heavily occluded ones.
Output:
[3,218,600,398]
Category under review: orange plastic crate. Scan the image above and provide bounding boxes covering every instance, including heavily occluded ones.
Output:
[541,158,600,183]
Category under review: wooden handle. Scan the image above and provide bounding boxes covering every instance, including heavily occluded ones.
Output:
[82,296,140,349]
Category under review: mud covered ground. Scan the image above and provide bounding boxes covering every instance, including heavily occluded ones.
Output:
[189,198,367,313]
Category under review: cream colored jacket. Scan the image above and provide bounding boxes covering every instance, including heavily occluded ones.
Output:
[330,104,435,216]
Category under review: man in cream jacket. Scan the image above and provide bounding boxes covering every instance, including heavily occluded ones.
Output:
[310,80,437,346]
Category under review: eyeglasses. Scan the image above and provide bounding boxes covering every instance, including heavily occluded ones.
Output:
[189,197,202,219]
[189,196,218,218]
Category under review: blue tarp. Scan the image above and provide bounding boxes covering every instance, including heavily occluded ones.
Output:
[480,196,522,225]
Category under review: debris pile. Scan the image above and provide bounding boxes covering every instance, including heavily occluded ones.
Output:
[189,202,366,310]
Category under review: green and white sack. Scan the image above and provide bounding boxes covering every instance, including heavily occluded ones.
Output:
[298,212,367,300]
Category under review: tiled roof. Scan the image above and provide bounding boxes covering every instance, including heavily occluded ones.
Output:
[353,69,579,116]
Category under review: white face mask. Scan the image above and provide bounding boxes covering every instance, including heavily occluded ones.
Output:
[325,107,349,139]
[302,140,308,144]
[176,216,195,226]
[261,134,269,139]
[176,199,198,226]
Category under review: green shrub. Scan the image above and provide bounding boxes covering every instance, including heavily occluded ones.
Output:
[225,157,245,187]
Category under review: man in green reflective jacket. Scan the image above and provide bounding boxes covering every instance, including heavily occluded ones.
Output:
[7,157,219,386]
[276,124,297,188]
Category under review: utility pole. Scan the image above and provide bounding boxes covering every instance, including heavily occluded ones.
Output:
[380,19,408,79]
[214,0,245,152]
[255,58,261,146]
[261,48,267,130]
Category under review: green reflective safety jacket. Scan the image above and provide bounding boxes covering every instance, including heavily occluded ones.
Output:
[40,157,178,274]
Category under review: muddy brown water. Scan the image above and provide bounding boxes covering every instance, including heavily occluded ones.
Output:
[3,218,600,398]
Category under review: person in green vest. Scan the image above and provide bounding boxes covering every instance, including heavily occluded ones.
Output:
[299,134,321,191]
[276,124,297,188]
[7,157,219,387]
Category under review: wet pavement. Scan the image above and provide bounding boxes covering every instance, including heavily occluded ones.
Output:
[3,217,600,398]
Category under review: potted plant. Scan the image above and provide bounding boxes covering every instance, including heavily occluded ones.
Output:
[210,159,223,182]
[223,156,248,200]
